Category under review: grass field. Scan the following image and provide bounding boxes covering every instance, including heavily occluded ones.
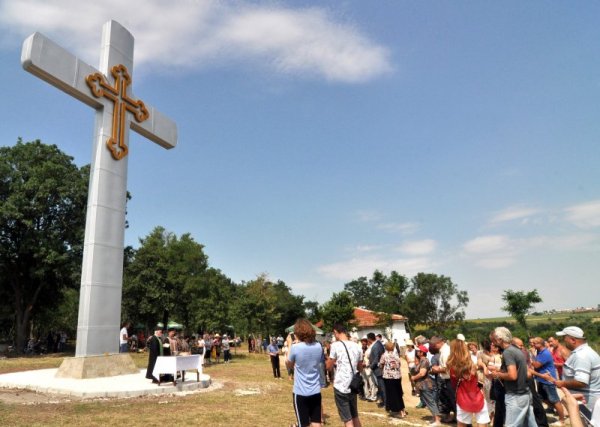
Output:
[0,350,433,427]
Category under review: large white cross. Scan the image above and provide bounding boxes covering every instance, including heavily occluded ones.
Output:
[22,20,177,357]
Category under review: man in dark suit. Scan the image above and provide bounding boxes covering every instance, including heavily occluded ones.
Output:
[368,332,386,408]
[145,325,164,383]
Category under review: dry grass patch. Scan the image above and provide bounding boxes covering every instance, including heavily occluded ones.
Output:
[0,351,432,426]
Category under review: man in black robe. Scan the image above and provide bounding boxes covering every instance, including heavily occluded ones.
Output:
[146,325,164,383]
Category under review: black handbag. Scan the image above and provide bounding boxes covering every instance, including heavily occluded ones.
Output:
[341,341,364,394]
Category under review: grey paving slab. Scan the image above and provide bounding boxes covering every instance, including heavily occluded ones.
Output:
[0,369,211,399]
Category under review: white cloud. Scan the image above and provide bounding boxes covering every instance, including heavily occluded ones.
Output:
[397,239,436,256]
[461,235,517,270]
[460,229,600,271]
[290,281,318,291]
[463,235,510,254]
[564,200,600,229]
[489,206,541,225]
[317,255,433,281]
[0,0,391,83]
[476,257,515,269]
[553,233,599,250]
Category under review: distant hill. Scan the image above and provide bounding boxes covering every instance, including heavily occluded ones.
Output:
[468,310,600,325]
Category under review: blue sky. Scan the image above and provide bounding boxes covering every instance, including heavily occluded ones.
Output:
[1,1,599,318]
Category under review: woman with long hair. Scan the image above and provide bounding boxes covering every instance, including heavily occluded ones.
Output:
[447,339,490,427]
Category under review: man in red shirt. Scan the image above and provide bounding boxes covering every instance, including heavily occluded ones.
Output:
[547,336,570,379]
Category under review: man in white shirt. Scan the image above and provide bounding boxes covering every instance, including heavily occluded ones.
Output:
[554,326,600,414]
[327,323,363,427]
[430,335,456,423]
[119,321,130,353]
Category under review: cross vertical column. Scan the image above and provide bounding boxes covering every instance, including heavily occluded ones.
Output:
[76,21,134,357]
[22,19,177,373]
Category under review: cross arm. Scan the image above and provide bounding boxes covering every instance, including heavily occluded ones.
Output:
[131,108,177,150]
[21,32,102,109]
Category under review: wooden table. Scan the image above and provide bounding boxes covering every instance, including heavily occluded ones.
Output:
[152,354,203,386]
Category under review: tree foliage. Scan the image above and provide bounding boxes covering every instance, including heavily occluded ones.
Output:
[402,273,469,329]
[344,270,410,315]
[304,300,322,324]
[501,289,542,330]
[233,274,305,337]
[184,267,237,334]
[320,291,355,331]
[343,270,468,329]
[122,227,209,331]
[0,140,88,353]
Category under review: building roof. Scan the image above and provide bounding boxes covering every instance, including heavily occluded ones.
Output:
[351,307,407,328]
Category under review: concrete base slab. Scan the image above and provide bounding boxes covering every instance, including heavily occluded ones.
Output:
[56,353,138,378]
[0,368,211,399]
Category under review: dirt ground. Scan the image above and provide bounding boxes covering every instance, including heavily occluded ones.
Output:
[0,379,225,405]
[0,389,73,405]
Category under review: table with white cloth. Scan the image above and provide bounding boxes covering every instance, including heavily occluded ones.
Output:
[152,354,203,385]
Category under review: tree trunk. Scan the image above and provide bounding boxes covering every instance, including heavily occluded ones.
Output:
[11,276,44,355]
[14,302,31,355]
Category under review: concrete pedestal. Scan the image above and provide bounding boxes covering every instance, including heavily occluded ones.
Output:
[56,353,138,379]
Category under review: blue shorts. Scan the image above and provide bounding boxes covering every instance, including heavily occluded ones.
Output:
[538,382,560,404]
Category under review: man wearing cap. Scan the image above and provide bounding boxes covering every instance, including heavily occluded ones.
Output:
[554,326,600,413]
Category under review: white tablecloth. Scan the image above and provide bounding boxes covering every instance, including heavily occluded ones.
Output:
[152,355,203,384]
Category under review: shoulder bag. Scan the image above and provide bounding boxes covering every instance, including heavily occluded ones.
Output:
[341,341,364,394]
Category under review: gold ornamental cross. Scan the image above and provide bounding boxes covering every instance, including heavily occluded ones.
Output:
[86,64,149,160]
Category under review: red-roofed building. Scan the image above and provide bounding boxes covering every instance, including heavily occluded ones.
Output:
[350,307,410,344]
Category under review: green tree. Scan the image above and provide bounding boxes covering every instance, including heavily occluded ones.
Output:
[122,227,209,332]
[272,280,306,334]
[344,275,380,308]
[379,271,410,314]
[0,140,88,353]
[402,273,469,329]
[231,274,305,337]
[344,270,410,314]
[501,289,542,330]
[304,300,322,324]
[185,267,237,334]
[234,274,278,337]
[320,291,355,331]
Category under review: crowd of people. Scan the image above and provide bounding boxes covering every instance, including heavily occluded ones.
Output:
[142,324,238,383]
[119,319,600,426]
[280,321,599,427]
[22,330,68,354]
